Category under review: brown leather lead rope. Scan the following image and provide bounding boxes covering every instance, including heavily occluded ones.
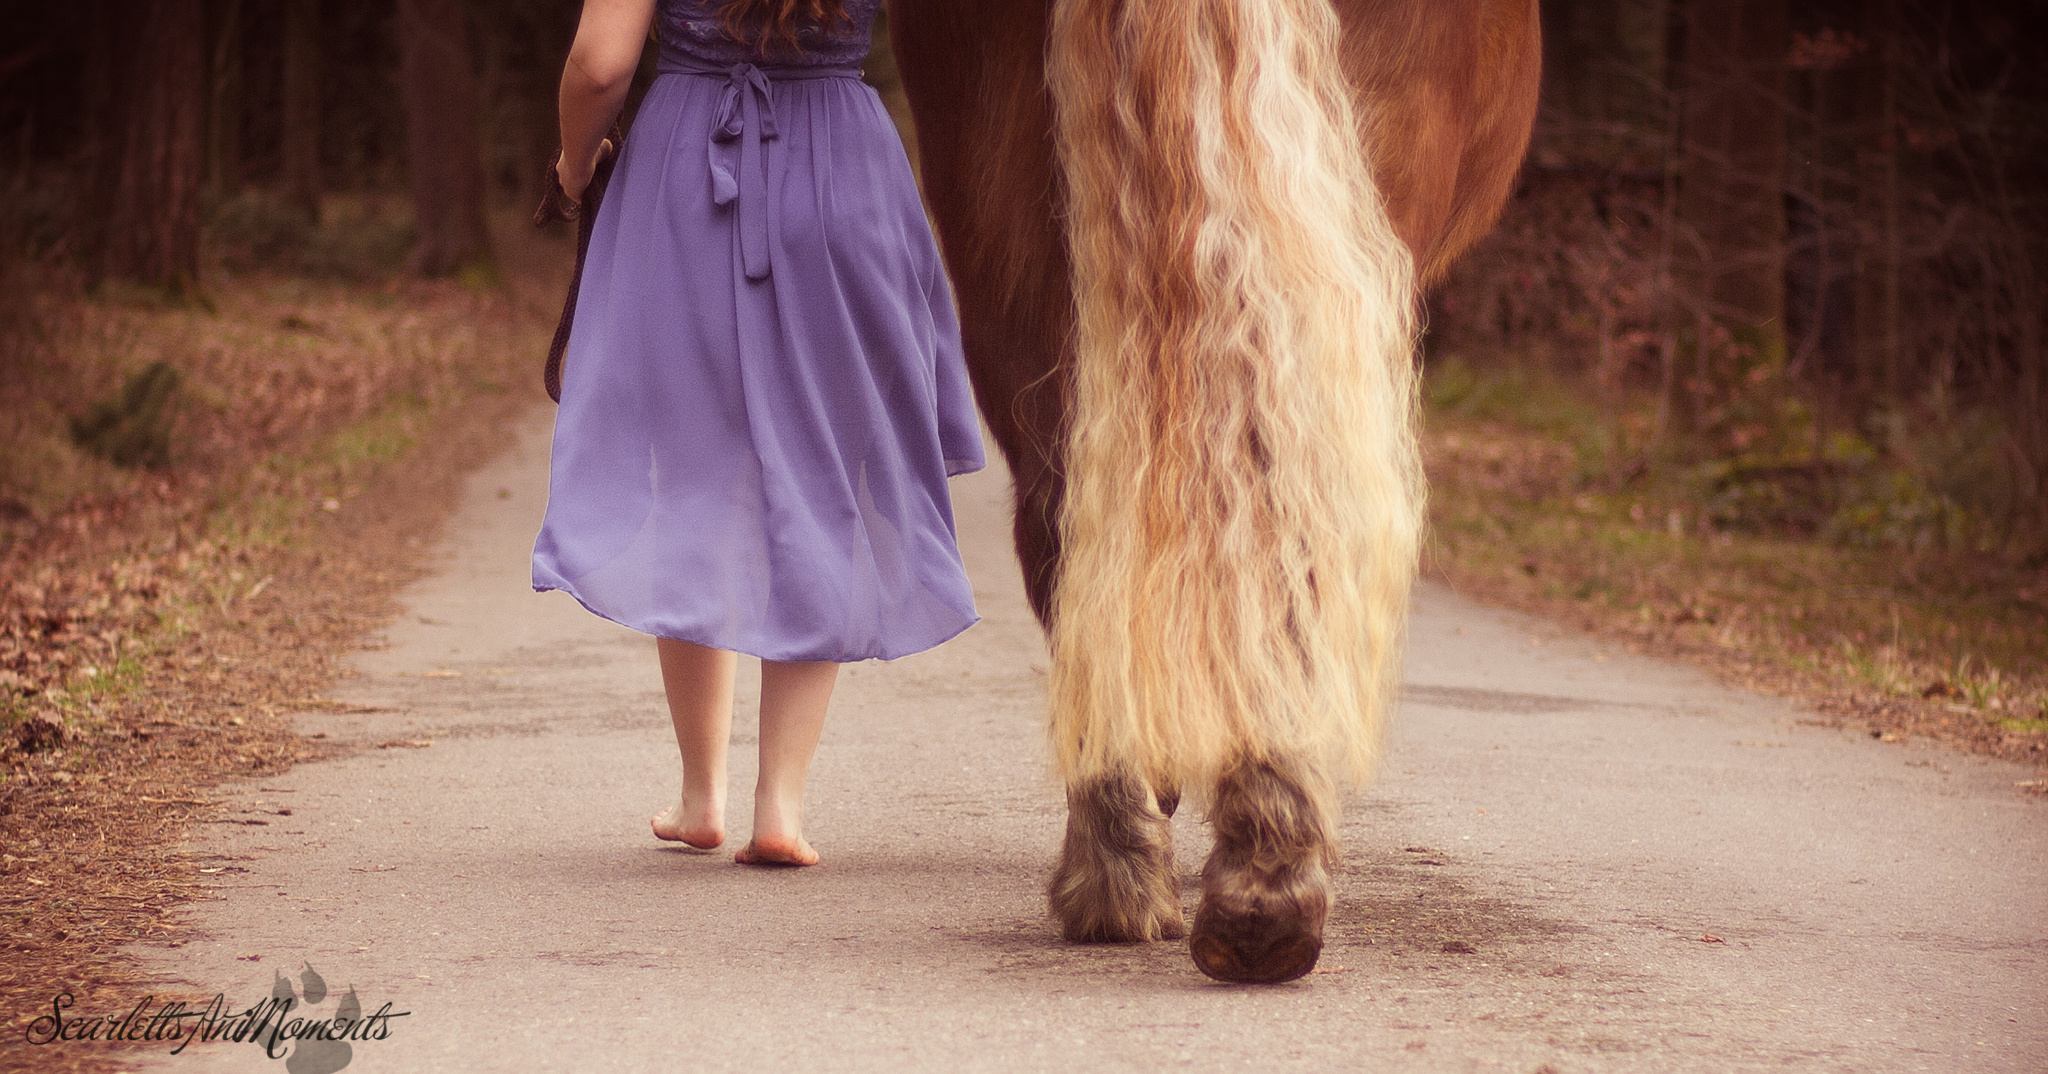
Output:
[533,124,624,404]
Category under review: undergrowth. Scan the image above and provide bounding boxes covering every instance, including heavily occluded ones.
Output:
[1421,356,2048,764]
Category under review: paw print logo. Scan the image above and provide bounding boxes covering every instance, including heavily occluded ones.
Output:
[267,964,360,1074]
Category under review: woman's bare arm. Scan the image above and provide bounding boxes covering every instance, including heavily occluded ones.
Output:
[557,0,658,201]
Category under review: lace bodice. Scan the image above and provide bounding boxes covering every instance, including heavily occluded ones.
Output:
[657,0,883,68]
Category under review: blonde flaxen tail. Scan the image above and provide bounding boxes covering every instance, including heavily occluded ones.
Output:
[1045,0,1423,799]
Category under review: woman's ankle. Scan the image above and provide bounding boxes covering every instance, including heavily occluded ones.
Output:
[652,792,726,848]
[750,783,805,842]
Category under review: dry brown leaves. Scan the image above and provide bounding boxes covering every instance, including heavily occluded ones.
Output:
[0,227,564,1071]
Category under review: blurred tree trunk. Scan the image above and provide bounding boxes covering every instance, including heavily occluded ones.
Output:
[94,0,209,294]
[1540,0,1630,163]
[1671,0,1785,448]
[1782,1,1866,449]
[206,0,244,200]
[1851,0,1902,406]
[1675,0,1787,342]
[397,0,494,275]
[78,0,117,226]
[281,0,321,222]
[482,0,578,214]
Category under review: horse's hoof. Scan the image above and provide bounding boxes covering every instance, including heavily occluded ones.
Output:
[1189,758,1332,983]
[1188,896,1325,983]
[1053,869,1186,943]
[1049,773,1185,942]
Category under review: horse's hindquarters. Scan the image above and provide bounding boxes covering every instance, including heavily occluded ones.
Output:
[893,0,1539,984]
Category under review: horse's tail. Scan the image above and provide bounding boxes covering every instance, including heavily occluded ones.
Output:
[1045,0,1423,798]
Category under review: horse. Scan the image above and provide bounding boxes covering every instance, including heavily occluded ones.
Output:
[889,0,1541,983]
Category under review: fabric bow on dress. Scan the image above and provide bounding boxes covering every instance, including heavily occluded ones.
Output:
[657,52,863,282]
[708,63,780,281]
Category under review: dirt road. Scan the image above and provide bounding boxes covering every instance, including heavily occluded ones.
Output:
[119,407,2045,1072]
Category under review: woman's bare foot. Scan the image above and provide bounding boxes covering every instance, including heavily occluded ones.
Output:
[738,659,835,868]
[653,639,734,850]
[734,833,818,866]
[650,797,724,849]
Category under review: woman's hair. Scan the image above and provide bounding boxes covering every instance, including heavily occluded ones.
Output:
[717,0,850,55]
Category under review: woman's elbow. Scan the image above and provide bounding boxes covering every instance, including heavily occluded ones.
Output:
[564,47,637,100]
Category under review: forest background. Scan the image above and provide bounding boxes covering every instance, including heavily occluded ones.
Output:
[1423,0,2047,755]
[0,0,2043,1062]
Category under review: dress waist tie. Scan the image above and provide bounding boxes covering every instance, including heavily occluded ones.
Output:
[657,48,864,282]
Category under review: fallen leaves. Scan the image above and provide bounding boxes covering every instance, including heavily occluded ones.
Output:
[0,237,564,1043]
[278,698,392,713]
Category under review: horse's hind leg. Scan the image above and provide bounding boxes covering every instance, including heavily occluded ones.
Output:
[1189,758,1333,983]
[1049,771,1186,942]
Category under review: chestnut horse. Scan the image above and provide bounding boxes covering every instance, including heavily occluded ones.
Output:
[891,0,1539,982]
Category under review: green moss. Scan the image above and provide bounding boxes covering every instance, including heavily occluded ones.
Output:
[327,406,422,466]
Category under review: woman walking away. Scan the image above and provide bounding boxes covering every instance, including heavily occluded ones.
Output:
[533,0,985,866]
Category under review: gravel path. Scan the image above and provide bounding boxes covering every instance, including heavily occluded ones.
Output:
[125,407,2046,1072]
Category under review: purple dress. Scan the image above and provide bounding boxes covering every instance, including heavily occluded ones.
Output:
[532,0,984,662]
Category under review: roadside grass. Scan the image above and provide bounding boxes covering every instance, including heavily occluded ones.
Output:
[1420,357,2048,768]
[0,215,565,1070]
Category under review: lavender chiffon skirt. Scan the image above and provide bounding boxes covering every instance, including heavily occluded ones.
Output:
[532,66,985,662]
